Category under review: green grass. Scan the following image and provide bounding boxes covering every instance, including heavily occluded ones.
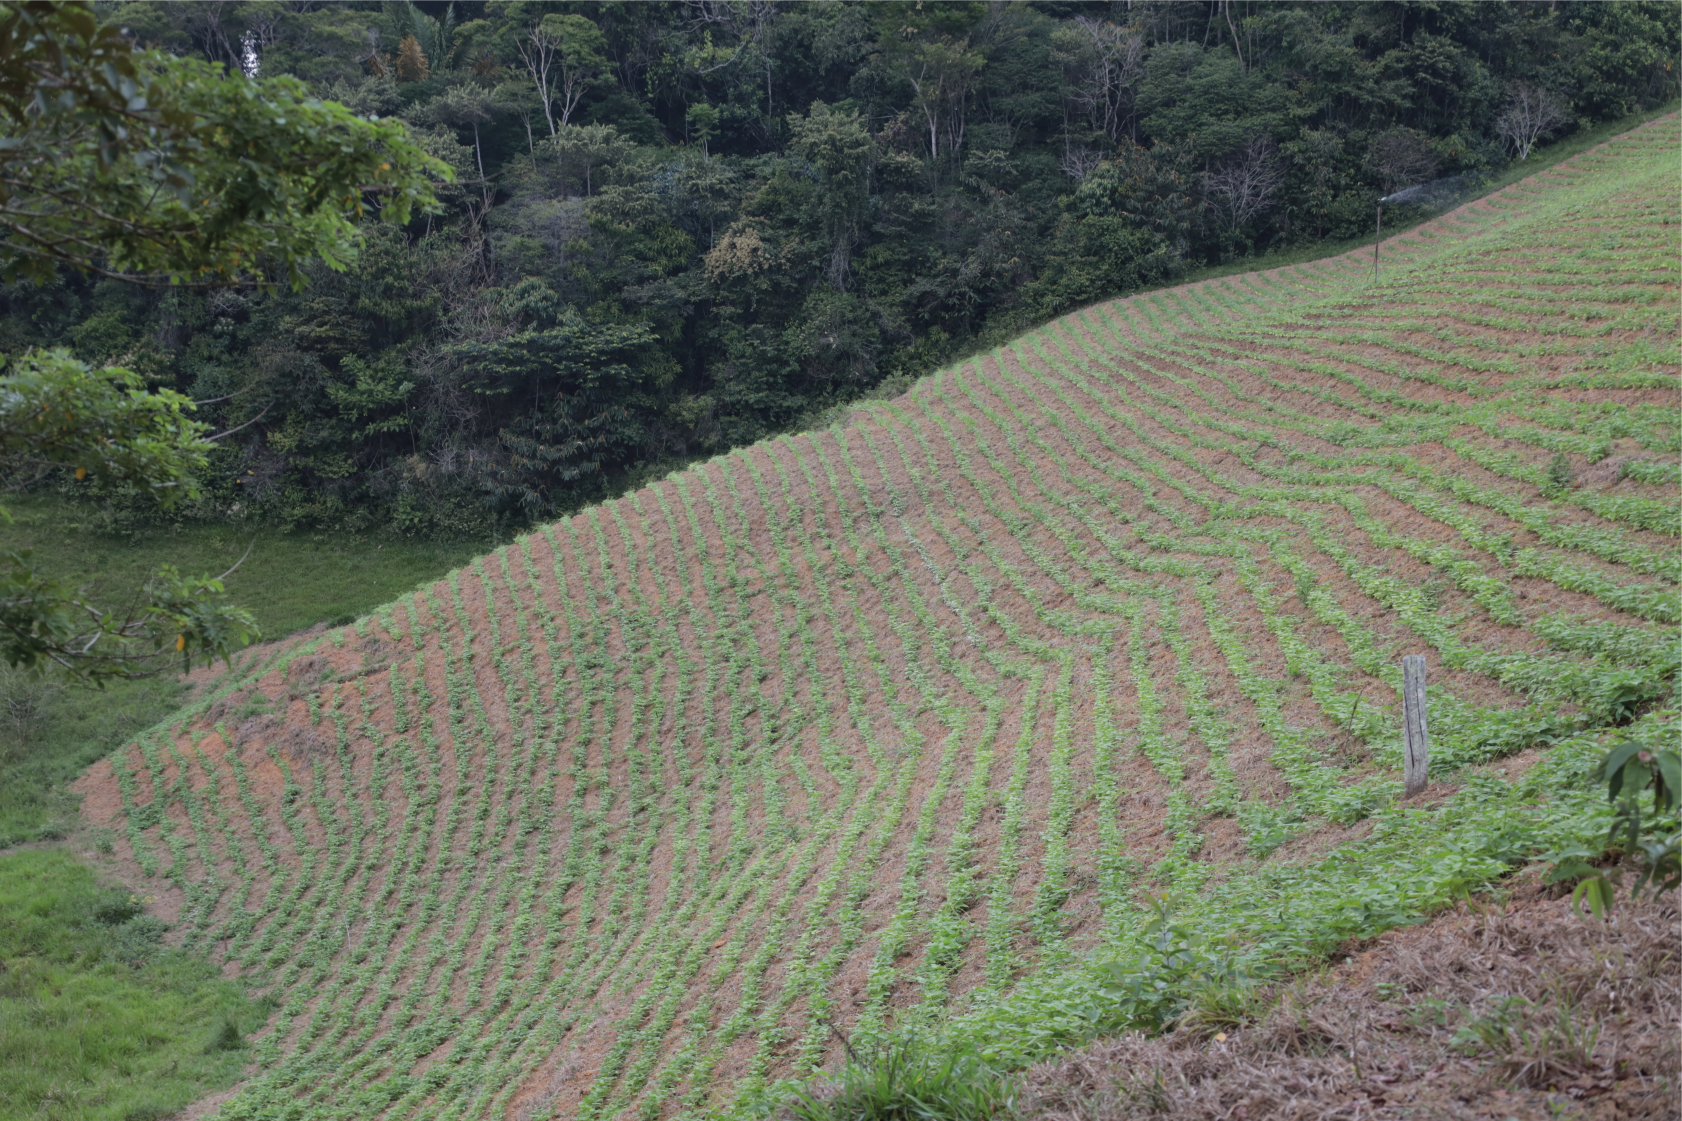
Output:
[0,848,270,1121]
[779,1040,1020,1121]
[0,674,188,850]
[0,498,490,846]
[0,496,490,641]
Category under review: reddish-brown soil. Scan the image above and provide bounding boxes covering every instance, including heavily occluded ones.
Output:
[68,117,1681,1119]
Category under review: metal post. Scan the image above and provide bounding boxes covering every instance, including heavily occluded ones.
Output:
[1373,203,1383,282]
[1402,654,1428,797]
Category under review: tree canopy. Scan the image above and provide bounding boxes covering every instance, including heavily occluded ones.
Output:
[0,0,445,679]
[0,0,1674,543]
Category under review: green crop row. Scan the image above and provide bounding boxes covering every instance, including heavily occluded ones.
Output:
[84,118,1679,1120]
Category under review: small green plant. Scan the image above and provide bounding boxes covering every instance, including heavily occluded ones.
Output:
[0,662,60,762]
[781,1039,1020,1121]
[1544,452,1575,492]
[1453,988,1603,1089]
[1418,574,1453,612]
[1117,1069,1173,1113]
[1452,994,1528,1054]
[91,890,146,926]
[1545,734,1680,917]
[205,1017,244,1053]
[1405,998,1455,1031]
[1510,993,1603,1089]
[1176,975,1274,1037]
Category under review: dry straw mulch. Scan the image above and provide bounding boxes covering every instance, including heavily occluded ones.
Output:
[1022,877,1679,1120]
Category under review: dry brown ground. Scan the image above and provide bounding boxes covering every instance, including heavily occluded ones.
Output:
[1022,875,1680,1121]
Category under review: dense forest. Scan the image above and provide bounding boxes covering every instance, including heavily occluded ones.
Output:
[5,0,1676,536]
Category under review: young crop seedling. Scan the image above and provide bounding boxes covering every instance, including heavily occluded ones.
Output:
[72,119,1681,1119]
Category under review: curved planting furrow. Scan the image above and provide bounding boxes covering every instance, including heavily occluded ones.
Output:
[1039,315,1668,756]
[568,434,955,1097]
[791,429,981,1013]
[836,399,1121,993]
[939,378,1245,864]
[857,408,1055,1014]
[987,343,1336,828]
[609,464,837,1109]
[894,340,1264,875]
[544,494,750,1117]
[970,349,1260,833]
[1069,304,1679,606]
[1158,338,1679,601]
[422,548,603,1119]
[68,118,1682,1119]
[732,430,987,1076]
[905,369,1216,887]
[847,416,1061,985]
[987,335,1416,830]
[1036,301,1628,737]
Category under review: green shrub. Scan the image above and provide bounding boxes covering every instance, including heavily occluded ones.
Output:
[1545,734,1680,916]
[205,1017,245,1054]
[780,1040,1020,1121]
[1544,452,1575,493]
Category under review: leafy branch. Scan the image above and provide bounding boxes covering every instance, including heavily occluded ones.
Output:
[1546,733,1680,917]
[0,550,257,677]
[0,346,259,677]
[0,0,449,289]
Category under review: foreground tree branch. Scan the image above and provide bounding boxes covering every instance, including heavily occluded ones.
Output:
[0,0,449,289]
[0,1,447,682]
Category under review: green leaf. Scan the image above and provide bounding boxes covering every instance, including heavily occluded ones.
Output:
[1654,750,1680,814]
[1594,738,1645,799]
[1570,874,1616,920]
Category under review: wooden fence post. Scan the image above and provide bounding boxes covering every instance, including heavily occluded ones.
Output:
[1403,654,1429,797]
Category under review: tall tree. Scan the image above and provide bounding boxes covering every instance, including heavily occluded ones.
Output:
[518,12,608,136]
[0,0,444,679]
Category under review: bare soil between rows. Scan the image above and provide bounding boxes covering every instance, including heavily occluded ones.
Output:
[64,115,1682,1120]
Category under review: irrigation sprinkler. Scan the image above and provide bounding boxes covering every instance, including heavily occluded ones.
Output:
[1372,186,1414,282]
[1373,174,1479,283]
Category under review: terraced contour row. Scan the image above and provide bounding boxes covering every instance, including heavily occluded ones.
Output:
[78,118,1680,1120]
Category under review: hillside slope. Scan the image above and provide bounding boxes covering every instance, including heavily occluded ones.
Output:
[77,119,1679,1120]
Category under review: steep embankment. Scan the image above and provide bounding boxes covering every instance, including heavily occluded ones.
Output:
[1021,873,1679,1120]
[77,119,1679,1120]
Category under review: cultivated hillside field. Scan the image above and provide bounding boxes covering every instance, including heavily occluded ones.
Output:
[76,119,1679,1120]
